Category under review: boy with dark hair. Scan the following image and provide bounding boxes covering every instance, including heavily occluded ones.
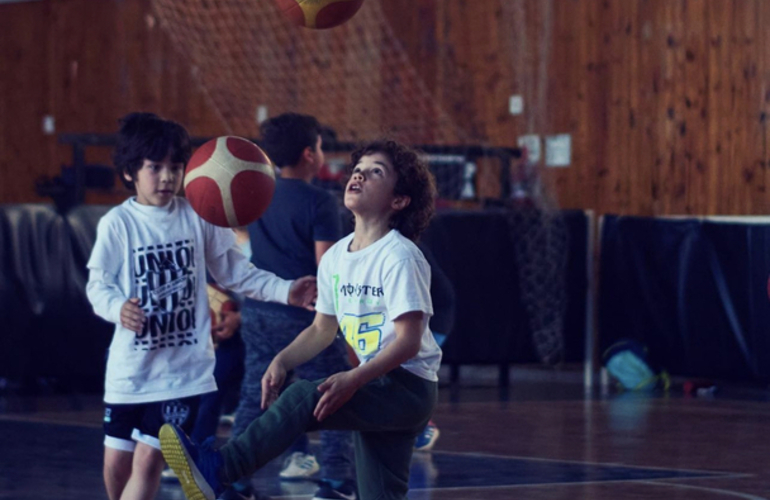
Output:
[227,112,355,500]
[160,139,442,500]
[86,112,317,500]
[260,112,321,167]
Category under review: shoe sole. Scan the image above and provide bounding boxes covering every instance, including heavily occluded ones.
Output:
[159,424,216,500]
[280,475,319,481]
[279,469,320,481]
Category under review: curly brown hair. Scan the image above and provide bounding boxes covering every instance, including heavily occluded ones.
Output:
[345,140,437,241]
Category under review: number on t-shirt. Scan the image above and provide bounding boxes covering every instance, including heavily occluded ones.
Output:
[339,313,385,356]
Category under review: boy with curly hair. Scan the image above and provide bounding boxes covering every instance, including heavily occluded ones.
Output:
[161,139,441,500]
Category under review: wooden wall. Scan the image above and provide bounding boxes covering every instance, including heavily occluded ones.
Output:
[0,0,224,205]
[2,0,770,215]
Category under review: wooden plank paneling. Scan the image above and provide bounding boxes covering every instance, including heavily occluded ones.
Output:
[635,0,660,215]
[0,0,224,206]
[0,1,55,205]
[760,0,770,213]
[3,0,770,216]
[707,1,732,215]
[680,0,706,215]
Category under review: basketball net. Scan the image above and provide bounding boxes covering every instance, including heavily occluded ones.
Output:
[152,0,568,365]
[501,0,567,365]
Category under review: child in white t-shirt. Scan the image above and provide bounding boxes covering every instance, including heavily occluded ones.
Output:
[86,112,317,500]
[160,139,441,500]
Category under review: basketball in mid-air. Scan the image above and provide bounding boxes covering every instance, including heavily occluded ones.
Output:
[274,0,365,29]
[184,136,275,228]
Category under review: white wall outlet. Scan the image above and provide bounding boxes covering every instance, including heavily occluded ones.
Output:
[256,105,269,124]
[42,115,55,135]
[545,134,571,167]
[509,95,524,115]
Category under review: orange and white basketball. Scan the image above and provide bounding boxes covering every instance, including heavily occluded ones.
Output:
[184,136,275,227]
[274,0,365,30]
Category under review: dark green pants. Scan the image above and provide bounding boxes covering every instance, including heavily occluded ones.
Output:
[220,368,437,500]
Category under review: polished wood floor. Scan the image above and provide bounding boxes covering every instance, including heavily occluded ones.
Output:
[1,367,768,500]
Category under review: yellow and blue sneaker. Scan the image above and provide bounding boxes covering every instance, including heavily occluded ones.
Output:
[159,424,226,500]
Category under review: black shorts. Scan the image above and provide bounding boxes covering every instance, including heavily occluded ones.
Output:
[103,395,202,452]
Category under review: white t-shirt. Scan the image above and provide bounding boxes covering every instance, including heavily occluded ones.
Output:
[316,230,442,381]
[86,197,291,404]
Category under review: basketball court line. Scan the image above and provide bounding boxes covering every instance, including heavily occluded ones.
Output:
[0,413,756,498]
[259,474,758,499]
[434,449,743,477]
[400,475,757,494]
[0,413,103,429]
[638,479,767,500]
[409,451,743,492]
[0,416,746,477]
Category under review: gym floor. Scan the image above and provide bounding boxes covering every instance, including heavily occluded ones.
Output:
[1,365,767,500]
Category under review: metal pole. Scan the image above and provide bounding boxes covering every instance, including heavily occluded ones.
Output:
[583,209,596,394]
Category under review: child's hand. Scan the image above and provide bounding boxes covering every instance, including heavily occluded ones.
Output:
[120,298,145,333]
[212,310,241,342]
[314,371,362,422]
[288,276,317,310]
[261,358,287,410]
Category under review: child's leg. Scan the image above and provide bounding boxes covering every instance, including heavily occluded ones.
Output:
[354,430,417,500]
[103,403,142,500]
[295,337,354,483]
[103,447,132,500]
[118,442,165,500]
[192,338,242,442]
[320,369,436,500]
[220,335,245,415]
[231,308,304,439]
[191,391,222,443]
[221,379,322,481]
[221,368,436,491]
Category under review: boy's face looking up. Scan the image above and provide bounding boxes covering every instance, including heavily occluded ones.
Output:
[344,152,409,217]
[127,155,184,207]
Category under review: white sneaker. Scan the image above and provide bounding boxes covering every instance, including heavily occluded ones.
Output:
[279,452,320,480]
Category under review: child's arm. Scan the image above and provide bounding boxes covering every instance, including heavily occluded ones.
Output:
[207,243,291,302]
[85,214,145,332]
[312,310,425,421]
[204,224,316,308]
[86,269,146,332]
[261,311,340,409]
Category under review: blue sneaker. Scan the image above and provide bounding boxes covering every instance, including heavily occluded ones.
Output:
[414,421,440,452]
[159,424,226,500]
[312,479,357,500]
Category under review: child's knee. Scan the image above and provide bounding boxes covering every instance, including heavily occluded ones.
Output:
[131,443,165,478]
[281,379,321,406]
[104,447,133,479]
[284,379,318,396]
